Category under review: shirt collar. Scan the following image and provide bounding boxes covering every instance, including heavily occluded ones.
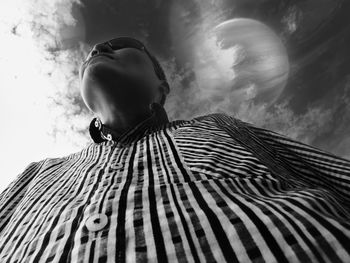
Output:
[89,102,170,146]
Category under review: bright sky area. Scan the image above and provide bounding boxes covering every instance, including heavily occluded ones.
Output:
[0,0,87,193]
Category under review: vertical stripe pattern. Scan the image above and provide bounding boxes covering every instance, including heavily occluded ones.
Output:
[0,113,350,262]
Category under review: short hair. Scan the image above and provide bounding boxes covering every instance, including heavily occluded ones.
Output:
[142,46,169,106]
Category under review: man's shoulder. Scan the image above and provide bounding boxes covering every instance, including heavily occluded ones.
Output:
[189,112,262,135]
[191,112,239,124]
[37,142,95,167]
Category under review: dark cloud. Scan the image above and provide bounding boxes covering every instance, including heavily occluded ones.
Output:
[27,0,350,160]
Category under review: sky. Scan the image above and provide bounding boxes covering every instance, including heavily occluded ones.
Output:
[1,0,350,192]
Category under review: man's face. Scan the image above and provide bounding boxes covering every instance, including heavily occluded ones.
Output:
[79,44,162,113]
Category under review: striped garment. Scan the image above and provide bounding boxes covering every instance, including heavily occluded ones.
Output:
[0,112,350,263]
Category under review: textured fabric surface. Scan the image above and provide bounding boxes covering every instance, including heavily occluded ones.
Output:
[0,113,349,263]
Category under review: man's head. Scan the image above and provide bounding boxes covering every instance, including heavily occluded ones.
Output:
[79,37,170,116]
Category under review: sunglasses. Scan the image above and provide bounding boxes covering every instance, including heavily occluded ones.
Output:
[86,37,146,58]
[106,37,147,52]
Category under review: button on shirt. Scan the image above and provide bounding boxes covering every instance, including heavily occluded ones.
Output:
[0,111,350,263]
[85,213,109,232]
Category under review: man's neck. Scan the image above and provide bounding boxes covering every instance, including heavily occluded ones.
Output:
[102,112,151,135]
[100,105,154,137]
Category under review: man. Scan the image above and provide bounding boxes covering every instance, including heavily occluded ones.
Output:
[0,36,349,263]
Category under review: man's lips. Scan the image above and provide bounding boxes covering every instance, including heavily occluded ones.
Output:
[87,53,115,64]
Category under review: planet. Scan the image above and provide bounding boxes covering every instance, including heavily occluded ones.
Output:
[212,18,290,106]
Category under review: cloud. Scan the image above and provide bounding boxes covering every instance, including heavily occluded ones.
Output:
[0,0,89,192]
[24,0,350,164]
[160,28,350,161]
[281,5,303,35]
[162,53,333,144]
[164,62,349,160]
[162,0,350,161]
[21,0,93,148]
[311,80,350,160]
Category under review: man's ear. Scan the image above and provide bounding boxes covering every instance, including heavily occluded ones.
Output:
[159,81,170,95]
[155,81,169,106]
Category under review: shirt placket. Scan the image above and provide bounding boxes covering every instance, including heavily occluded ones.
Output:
[82,141,129,263]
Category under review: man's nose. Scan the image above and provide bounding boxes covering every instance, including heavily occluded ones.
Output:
[80,42,113,80]
[90,42,114,57]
